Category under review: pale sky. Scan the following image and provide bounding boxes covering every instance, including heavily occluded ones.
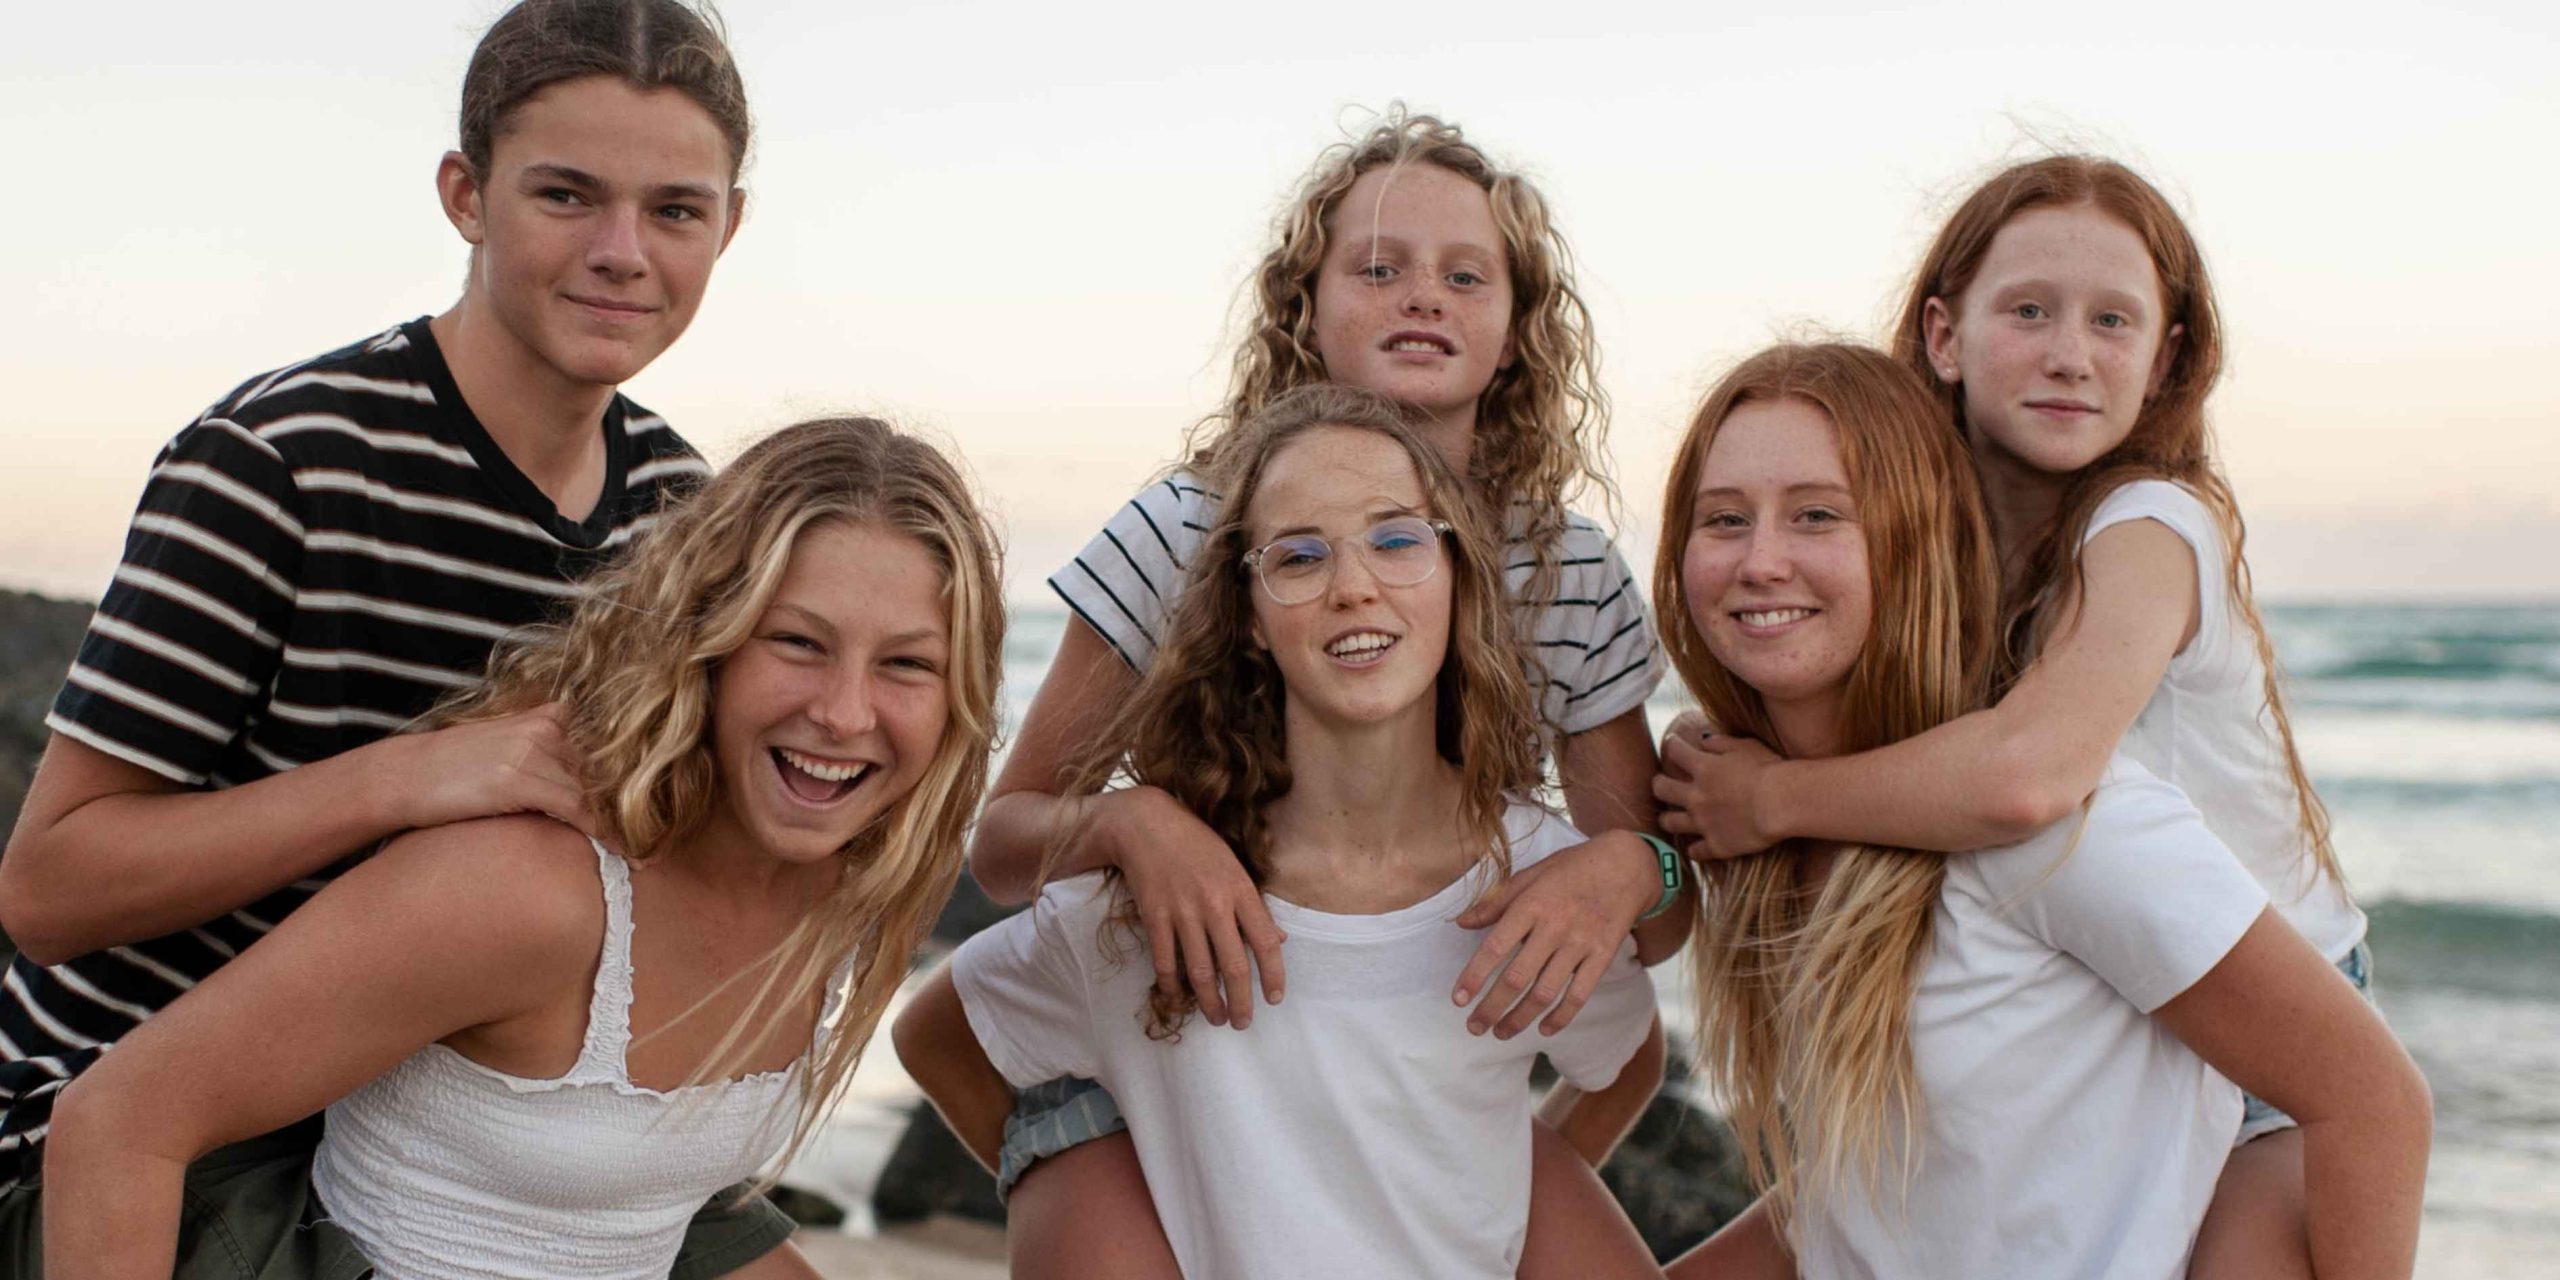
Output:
[6,0,2555,604]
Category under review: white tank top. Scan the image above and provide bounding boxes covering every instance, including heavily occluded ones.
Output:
[312,839,831,1279]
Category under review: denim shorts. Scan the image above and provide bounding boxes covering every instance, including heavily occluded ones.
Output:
[994,1075,1129,1199]
[2235,940,2376,1146]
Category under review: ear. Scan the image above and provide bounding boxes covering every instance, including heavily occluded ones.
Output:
[1249,608,1269,652]
[2147,322,2186,399]
[718,186,749,257]
[1496,325,1518,372]
[1920,297,1962,385]
[437,151,488,248]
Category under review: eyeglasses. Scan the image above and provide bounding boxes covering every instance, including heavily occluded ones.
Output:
[1241,516,1454,605]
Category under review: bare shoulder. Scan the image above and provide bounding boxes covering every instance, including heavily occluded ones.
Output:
[337,815,607,969]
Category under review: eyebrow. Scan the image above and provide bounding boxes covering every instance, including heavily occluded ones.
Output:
[518,162,723,204]
[1693,482,1854,502]
[1341,234,1501,263]
[1261,503,1426,540]
[771,602,946,647]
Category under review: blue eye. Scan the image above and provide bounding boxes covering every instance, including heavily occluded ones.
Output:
[1370,530,1425,552]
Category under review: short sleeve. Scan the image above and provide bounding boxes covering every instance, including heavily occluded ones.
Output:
[949,878,1110,1087]
[2080,479,2231,673]
[1986,764,2270,1013]
[1539,945,1658,1090]
[1045,477,1218,674]
[47,418,303,784]
[1543,521,1663,736]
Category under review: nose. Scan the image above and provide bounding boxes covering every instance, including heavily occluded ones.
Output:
[585,204,648,282]
[1736,527,1794,587]
[1399,272,1447,319]
[809,662,880,740]
[2042,319,2094,381]
[1325,543,1386,608]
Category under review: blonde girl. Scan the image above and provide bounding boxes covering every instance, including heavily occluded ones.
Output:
[1659,157,2376,1274]
[900,384,1664,1278]
[1651,342,2427,1279]
[40,418,1004,1280]
[970,111,1688,1274]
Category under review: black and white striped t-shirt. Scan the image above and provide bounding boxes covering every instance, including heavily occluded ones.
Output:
[0,318,710,1166]
[1049,475,1662,737]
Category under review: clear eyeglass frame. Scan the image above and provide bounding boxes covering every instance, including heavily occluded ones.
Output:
[1241,516,1455,605]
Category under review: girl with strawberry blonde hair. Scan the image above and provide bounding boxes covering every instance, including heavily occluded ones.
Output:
[1661,158,2403,1276]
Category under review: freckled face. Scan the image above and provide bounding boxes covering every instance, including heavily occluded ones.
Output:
[444,74,741,390]
[1245,427,1454,733]
[1926,203,2182,482]
[1680,398,1871,724]
[1309,164,1516,433]
[703,521,951,866]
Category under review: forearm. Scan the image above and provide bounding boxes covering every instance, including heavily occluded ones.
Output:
[968,789,1106,907]
[0,740,406,962]
[1542,1018,1665,1166]
[2301,1104,2432,1279]
[42,1081,193,1280]
[1758,705,2086,853]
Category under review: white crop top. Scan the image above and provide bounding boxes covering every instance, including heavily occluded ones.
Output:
[312,839,830,1279]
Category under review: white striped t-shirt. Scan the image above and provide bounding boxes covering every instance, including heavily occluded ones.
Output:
[1048,474,1662,737]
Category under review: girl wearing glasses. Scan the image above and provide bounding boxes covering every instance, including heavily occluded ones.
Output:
[956,109,1683,1277]
[894,384,1665,1279]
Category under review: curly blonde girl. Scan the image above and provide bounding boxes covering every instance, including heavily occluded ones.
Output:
[1653,343,2002,1223]
[1073,383,1548,1038]
[1186,107,1614,617]
[433,415,1005,1181]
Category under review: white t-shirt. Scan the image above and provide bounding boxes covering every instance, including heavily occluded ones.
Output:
[951,801,1658,1280]
[2081,479,2366,960]
[1048,475,1664,735]
[1792,759,2269,1280]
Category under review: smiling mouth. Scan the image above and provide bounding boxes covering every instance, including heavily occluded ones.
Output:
[1385,334,1455,355]
[1734,608,1817,629]
[772,746,874,805]
[1325,630,1399,665]
[566,295,655,319]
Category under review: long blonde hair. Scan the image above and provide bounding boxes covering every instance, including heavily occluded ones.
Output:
[1653,344,2001,1223]
[1069,384,1546,1038]
[1188,106,1615,616]
[1892,154,2344,892]
[434,416,1004,1181]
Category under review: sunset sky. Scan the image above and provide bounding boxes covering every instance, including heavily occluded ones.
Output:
[6,0,2554,604]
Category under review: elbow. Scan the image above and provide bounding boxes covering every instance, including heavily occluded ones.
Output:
[0,855,82,968]
[965,796,1040,908]
[1978,737,2089,840]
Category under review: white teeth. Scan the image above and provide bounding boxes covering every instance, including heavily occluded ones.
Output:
[1389,339,1448,353]
[778,747,870,784]
[1738,608,1814,628]
[1326,631,1397,657]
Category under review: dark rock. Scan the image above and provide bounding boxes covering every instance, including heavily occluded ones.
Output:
[1600,1078,1755,1262]
[872,1099,1006,1226]
[766,1182,847,1228]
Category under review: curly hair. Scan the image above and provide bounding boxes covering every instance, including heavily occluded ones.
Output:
[1890,154,2344,894]
[432,415,1003,1186]
[1653,343,2001,1225]
[1183,106,1615,627]
[1069,383,1547,1039]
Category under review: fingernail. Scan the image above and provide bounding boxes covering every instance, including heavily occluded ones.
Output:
[1467,1021,1487,1036]
[1453,989,1472,1005]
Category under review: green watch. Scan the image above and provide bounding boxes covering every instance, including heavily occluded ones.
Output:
[1635,833,1685,921]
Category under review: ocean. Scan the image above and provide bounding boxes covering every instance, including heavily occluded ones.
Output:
[798,601,2560,1276]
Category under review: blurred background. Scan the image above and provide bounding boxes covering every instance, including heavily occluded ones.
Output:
[3,1,2554,1274]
